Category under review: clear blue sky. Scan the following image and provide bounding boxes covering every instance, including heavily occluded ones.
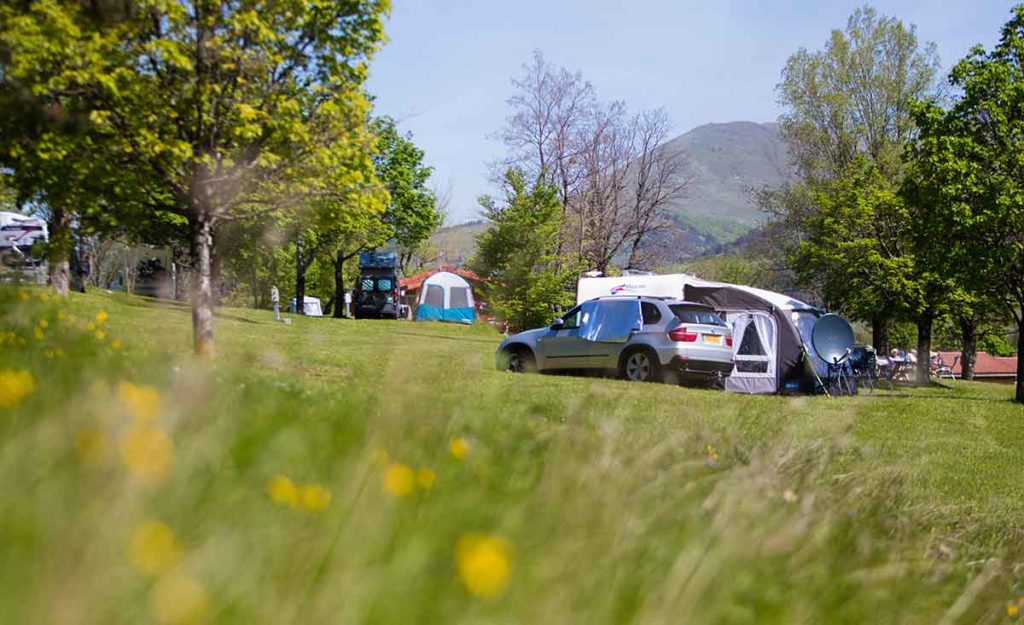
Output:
[365,1,1015,223]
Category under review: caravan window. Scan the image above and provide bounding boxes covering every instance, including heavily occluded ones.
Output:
[450,287,470,308]
[424,284,444,307]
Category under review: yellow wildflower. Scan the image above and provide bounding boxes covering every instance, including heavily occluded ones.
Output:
[33,327,44,341]
[18,291,28,301]
[416,468,436,491]
[111,339,122,351]
[383,463,416,497]
[96,310,108,325]
[152,574,209,625]
[130,521,183,576]
[95,330,106,341]
[450,438,470,460]
[1010,602,1020,618]
[456,534,513,598]
[266,474,300,508]
[75,428,109,464]
[117,381,162,422]
[57,310,66,321]
[120,426,174,484]
[38,292,49,301]
[86,322,96,332]
[300,484,332,512]
[0,370,35,408]
[38,319,48,329]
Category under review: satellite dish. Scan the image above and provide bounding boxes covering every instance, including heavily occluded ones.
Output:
[812,314,855,363]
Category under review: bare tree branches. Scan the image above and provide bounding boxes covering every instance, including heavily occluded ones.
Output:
[500,53,689,273]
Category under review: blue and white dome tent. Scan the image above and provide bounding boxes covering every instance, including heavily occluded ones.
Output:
[416,271,476,324]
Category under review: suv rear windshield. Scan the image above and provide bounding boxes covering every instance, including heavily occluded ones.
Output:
[670,305,727,326]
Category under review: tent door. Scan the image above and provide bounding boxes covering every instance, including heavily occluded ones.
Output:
[725,312,778,394]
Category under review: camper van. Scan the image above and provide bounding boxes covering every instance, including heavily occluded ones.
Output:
[354,251,401,319]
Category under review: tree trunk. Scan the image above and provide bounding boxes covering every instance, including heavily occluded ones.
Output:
[48,207,72,296]
[190,215,215,357]
[172,247,189,301]
[626,233,643,270]
[295,231,306,316]
[871,314,889,356]
[915,313,933,386]
[959,316,977,381]
[1016,314,1024,404]
[333,248,345,319]
[211,243,222,306]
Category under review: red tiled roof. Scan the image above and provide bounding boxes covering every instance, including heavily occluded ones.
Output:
[937,351,1018,377]
[399,266,486,292]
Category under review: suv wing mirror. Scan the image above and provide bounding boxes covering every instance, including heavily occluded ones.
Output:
[550,318,564,330]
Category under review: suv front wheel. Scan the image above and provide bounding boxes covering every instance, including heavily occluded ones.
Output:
[620,348,660,383]
[500,346,536,374]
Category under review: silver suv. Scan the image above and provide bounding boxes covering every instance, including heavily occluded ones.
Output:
[496,296,734,385]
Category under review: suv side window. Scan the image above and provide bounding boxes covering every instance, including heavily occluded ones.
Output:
[640,301,662,326]
[560,306,583,330]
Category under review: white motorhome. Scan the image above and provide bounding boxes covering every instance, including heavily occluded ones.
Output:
[0,211,48,284]
[577,274,826,394]
[0,211,48,250]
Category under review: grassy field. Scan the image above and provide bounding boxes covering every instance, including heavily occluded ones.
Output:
[1,286,1023,624]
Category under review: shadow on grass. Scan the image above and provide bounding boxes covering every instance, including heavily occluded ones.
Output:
[115,295,191,311]
[388,329,499,344]
[114,295,269,325]
[863,384,1016,404]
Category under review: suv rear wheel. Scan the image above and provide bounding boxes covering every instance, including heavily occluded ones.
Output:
[620,348,660,383]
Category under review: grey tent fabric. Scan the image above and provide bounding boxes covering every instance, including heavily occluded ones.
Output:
[684,284,817,394]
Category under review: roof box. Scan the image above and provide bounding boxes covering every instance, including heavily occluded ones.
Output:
[359,251,397,270]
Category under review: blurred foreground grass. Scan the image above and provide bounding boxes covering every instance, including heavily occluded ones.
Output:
[1,286,1023,624]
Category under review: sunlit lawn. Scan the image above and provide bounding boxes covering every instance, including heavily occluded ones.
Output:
[1,286,1023,624]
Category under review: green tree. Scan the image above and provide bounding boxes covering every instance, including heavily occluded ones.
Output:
[0,1,137,294]
[471,170,576,332]
[2,0,390,355]
[319,117,440,318]
[906,5,1024,401]
[772,6,941,381]
[373,117,441,274]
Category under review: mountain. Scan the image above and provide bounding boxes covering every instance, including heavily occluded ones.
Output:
[428,220,487,267]
[662,121,792,226]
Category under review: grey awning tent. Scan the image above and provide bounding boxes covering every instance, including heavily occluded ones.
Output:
[683,283,823,394]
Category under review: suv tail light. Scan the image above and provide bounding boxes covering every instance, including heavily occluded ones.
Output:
[668,327,698,342]
[725,335,733,347]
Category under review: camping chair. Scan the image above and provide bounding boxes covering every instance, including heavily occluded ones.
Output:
[848,347,877,393]
[934,354,958,380]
